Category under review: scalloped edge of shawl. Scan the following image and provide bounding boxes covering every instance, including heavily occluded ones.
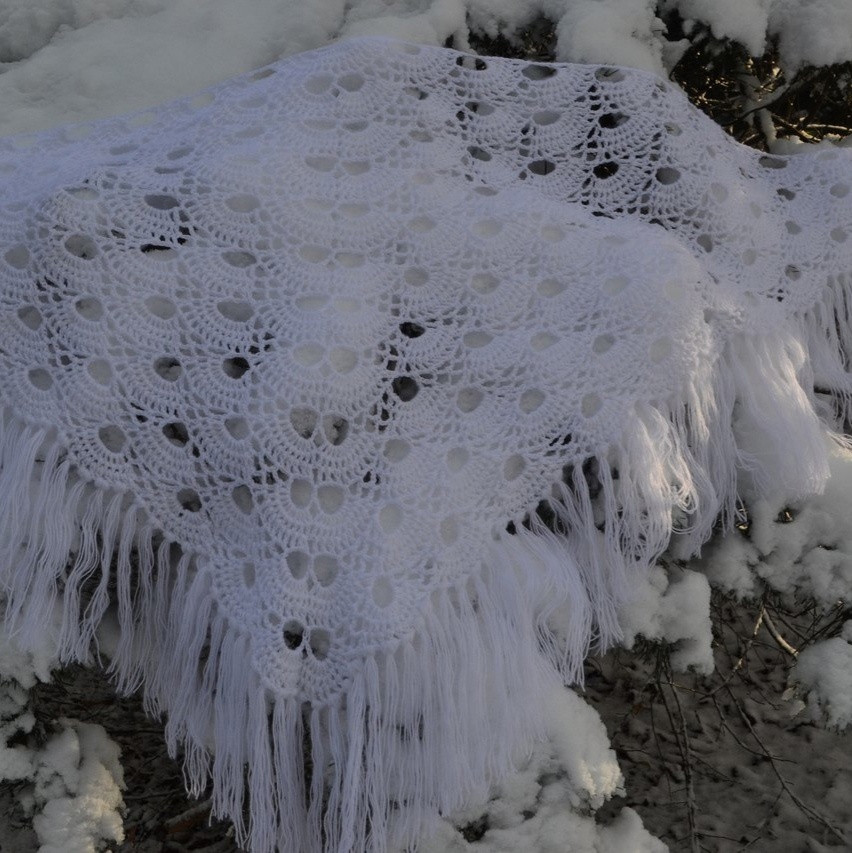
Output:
[0,312,845,851]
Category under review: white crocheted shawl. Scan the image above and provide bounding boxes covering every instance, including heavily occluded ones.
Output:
[1,37,850,852]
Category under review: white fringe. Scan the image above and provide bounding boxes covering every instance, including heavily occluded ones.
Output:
[0,292,846,851]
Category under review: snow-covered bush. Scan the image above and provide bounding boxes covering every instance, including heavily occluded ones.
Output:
[0,618,125,853]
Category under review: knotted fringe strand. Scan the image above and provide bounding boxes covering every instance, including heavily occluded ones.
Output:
[0,305,842,853]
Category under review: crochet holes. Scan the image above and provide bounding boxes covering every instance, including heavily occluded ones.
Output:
[655,167,681,185]
[337,73,365,92]
[400,321,425,338]
[710,183,728,202]
[242,563,255,589]
[154,357,182,381]
[503,455,526,481]
[222,250,256,268]
[225,417,249,440]
[759,156,787,170]
[232,485,254,514]
[313,555,339,586]
[28,369,52,390]
[286,551,339,587]
[831,228,848,243]
[98,425,126,453]
[598,111,629,129]
[467,145,492,163]
[376,498,405,535]
[533,110,560,126]
[17,305,42,330]
[392,376,419,401]
[144,194,179,210]
[144,296,177,319]
[581,394,602,417]
[831,182,850,198]
[521,64,557,81]
[290,407,318,439]
[593,161,619,179]
[470,273,499,294]
[74,296,103,321]
[305,155,337,173]
[455,55,488,71]
[317,485,344,513]
[177,488,202,512]
[777,187,796,201]
[404,267,429,286]
[304,74,333,94]
[383,439,411,462]
[65,186,99,201]
[290,480,344,514]
[519,389,545,413]
[162,421,189,447]
[404,86,429,100]
[223,356,251,378]
[538,278,566,297]
[372,576,394,607]
[528,159,556,176]
[322,415,349,445]
[294,344,323,366]
[282,620,304,650]
[530,331,557,351]
[446,447,469,471]
[290,479,312,508]
[592,334,615,354]
[4,246,29,269]
[308,629,330,661]
[457,387,483,413]
[286,550,309,580]
[64,234,98,260]
[87,359,112,385]
[216,300,254,322]
[328,348,357,374]
[225,194,260,212]
[463,331,492,348]
[472,219,502,237]
[697,234,714,252]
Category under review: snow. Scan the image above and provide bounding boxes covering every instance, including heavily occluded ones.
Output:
[554,0,668,74]
[795,621,852,729]
[2,0,851,136]
[0,610,60,782]
[419,688,665,853]
[618,565,714,674]
[1,621,124,853]
[29,720,125,853]
[769,0,852,70]
[701,435,852,606]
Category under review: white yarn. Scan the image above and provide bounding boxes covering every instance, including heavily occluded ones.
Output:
[0,36,850,851]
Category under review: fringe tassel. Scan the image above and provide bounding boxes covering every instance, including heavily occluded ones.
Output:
[0,285,847,851]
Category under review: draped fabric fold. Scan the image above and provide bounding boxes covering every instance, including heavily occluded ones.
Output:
[0,37,850,851]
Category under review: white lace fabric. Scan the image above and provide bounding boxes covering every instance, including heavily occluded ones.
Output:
[1,37,851,852]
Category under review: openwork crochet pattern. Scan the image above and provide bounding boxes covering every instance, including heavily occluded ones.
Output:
[1,37,851,851]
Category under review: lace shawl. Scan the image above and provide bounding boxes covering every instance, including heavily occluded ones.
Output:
[1,37,850,851]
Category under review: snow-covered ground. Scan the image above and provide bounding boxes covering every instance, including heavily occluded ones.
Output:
[1,0,852,137]
[1,2,851,851]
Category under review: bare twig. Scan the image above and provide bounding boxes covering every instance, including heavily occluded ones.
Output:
[725,686,847,845]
